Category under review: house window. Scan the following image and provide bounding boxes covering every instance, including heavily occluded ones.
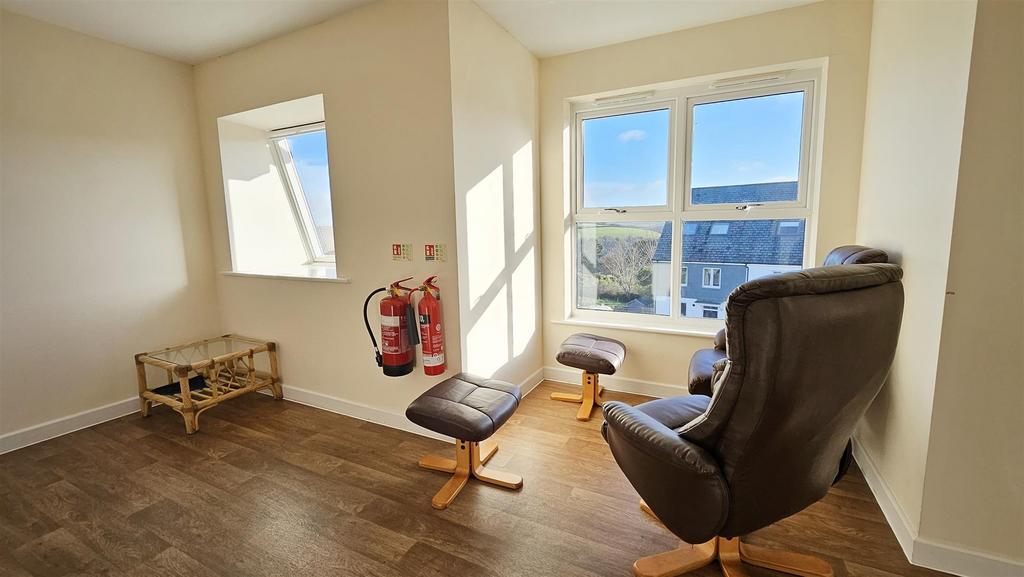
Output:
[570,67,818,324]
[702,267,722,289]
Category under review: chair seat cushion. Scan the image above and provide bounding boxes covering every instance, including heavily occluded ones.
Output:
[634,395,712,431]
[405,373,521,442]
[556,333,626,375]
[688,347,727,396]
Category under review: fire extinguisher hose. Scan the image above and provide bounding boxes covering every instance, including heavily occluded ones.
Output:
[363,287,387,367]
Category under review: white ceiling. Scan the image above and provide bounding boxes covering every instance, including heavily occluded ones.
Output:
[0,0,372,64]
[1,0,819,65]
[476,0,820,58]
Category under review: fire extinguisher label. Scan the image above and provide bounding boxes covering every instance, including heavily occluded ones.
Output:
[423,353,445,367]
[381,316,401,327]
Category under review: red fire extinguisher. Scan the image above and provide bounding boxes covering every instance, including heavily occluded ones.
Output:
[417,276,446,376]
[363,278,419,377]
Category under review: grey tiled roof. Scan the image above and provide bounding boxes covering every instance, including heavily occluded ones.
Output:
[691,181,798,205]
[652,213,805,266]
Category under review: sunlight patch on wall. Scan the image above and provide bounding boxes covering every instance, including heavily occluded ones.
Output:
[466,165,505,305]
[512,246,537,357]
[466,285,510,376]
[513,141,534,250]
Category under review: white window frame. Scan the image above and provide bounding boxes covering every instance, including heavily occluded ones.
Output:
[702,267,722,289]
[267,122,335,264]
[567,65,822,330]
[681,266,688,287]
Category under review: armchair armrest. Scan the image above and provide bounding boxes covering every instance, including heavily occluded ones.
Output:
[602,401,728,543]
[714,328,727,351]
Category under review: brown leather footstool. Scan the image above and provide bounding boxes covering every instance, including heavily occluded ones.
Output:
[553,333,626,421]
[406,373,524,509]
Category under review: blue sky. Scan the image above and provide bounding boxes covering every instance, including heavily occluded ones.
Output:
[691,91,803,188]
[582,91,803,206]
[287,130,333,226]
[583,109,669,207]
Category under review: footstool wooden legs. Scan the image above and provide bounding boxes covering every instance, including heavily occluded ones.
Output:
[418,439,523,510]
[551,371,605,421]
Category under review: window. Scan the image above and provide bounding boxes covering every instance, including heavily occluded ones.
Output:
[570,68,817,325]
[702,267,722,289]
[577,221,670,316]
[269,125,335,263]
[580,108,670,209]
[217,94,338,279]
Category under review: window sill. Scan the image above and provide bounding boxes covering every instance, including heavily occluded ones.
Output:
[552,317,720,339]
[221,268,351,284]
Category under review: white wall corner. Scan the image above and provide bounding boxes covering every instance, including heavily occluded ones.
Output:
[853,437,1024,577]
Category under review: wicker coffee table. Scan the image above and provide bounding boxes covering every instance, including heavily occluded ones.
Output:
[134,334,281,434]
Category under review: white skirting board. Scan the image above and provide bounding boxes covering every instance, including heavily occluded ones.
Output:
[0,396,139,455]
[852,438,1024,577]
[0,367,546,455]
[542,365,688,399]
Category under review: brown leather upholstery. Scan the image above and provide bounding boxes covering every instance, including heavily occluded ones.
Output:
[687,348,725,397]
[603,263,904,544]
[823,245,889,266]
[687,245,889,395]
[556,333,626,375]
[405,373,521,441]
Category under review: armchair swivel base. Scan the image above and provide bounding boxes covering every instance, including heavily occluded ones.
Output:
[634,536,832,577]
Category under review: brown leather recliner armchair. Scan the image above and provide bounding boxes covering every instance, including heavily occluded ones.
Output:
[688,245,889,396]
[602,263,904,577]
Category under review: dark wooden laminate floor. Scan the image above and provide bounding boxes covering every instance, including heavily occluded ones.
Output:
[0,381,951,577]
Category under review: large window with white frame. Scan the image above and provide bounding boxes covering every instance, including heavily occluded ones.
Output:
[571,68,818,326]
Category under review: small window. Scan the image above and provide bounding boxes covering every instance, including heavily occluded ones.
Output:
[217,94,337,278]
[778,221,801,235]
[703,267,722,289]
[702,306,720,319]
[580,108,671,209]
[683,222,698,235]
[271,128,335,261]
[710,222,729,235]
[681,266,688,287]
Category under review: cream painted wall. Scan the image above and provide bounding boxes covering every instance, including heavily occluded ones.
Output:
[918,0,1024,563]
[0,12,221,433]
[854,0,977,536]
[538,0,872,388]
[216,120,308,273]
[449,0,541,386]
[193,0,462,415]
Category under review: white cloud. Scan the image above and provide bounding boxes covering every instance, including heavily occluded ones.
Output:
[617,129,647,143]
[731,160,766,173]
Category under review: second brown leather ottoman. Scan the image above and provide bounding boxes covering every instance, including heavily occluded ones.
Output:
[552,333,626,421]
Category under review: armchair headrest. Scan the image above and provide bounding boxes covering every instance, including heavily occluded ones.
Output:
[822,245,888,266]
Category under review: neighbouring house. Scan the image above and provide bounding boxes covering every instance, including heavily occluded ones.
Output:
[651,181,805,318]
